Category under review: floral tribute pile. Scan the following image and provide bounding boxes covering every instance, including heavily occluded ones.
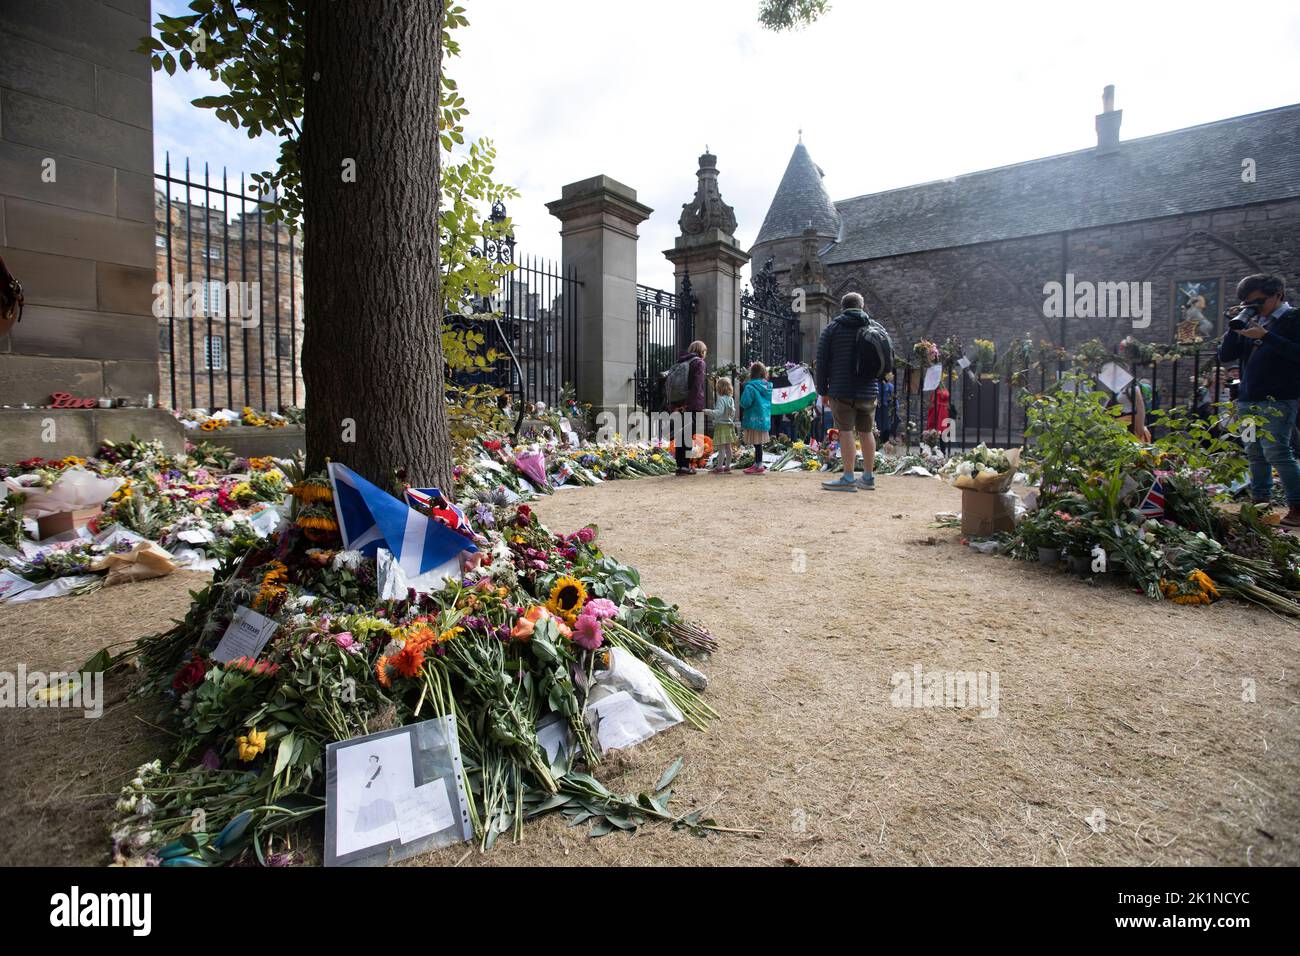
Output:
[1008,376,1300,615]
[1,441,292,597]
[107,475,722,866]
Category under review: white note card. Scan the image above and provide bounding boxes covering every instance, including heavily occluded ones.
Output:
[212,605,280,664]
[396,779,455,843]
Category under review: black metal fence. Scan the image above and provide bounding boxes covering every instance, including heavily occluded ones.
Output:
[155,153,302,413]
[448,244,580,411]
[877,347,1237,455]
[635,281,696,411]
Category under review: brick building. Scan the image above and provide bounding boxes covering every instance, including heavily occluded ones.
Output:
[751,94,1300,355]
[154,187,305,412]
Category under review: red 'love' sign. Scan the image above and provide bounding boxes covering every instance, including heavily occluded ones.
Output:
[49,392,98,409]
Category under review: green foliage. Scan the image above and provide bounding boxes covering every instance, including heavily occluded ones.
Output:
[758,0,831,30]
[1024,375,1141,491]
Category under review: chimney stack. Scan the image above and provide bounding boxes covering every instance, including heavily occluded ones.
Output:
[1095,84,1122,156]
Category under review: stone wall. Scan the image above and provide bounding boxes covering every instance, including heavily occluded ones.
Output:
[0,0,158,407]
[819,196,1300,353]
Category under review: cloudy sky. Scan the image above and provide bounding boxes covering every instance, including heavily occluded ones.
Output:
[153,0,1300,291]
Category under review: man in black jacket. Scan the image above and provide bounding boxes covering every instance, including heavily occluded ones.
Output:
[815,293,879,492]
[1218,274,1300,526]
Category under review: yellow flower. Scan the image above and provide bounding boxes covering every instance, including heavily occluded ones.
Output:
[546,576,588,624]
[793,441,805,451]
[237,728,268,762]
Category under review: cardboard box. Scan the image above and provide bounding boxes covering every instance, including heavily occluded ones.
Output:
[960,489,1016,537]
[36,506,102,541]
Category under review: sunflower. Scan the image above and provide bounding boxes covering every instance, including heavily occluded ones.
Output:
[546,576,588,624]
[1160,569,1220,606]
[290,477,333,503]
[296,503,339,533]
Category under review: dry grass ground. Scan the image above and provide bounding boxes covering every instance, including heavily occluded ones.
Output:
[2,473,1297,867]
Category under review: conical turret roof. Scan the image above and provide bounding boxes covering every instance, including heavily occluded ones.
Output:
[753,141,841,247]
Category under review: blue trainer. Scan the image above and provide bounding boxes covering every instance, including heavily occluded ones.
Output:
[858,473,875,490]
[822,474,858,492]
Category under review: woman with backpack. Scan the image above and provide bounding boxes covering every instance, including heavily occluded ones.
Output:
[666,340,708,476]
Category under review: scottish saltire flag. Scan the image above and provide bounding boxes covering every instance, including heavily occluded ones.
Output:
[328,463,476,578]
[771,364,818,415]
[1137,477,1166,518]
[404,486,468,532]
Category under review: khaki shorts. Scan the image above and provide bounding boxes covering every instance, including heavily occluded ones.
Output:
[830,397,877,433]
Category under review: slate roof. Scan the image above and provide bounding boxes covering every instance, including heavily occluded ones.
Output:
[753,142,842,247]
[819,103,1300,265]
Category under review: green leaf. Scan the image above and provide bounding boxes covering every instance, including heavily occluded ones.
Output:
[655,757,684,793]
[273,731,295,777]
[588,820,615,838]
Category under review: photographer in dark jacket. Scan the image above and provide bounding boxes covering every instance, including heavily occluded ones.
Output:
[815,293,880,491]
[1218,274,1300,526]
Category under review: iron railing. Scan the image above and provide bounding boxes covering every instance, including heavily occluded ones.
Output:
[154,153,302,413]
[635,280,696,411]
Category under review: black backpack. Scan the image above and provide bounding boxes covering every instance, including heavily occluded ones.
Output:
[854,316,893,381]
[664,358,692,405]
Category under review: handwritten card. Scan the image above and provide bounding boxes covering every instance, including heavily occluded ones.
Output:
[395,779,455,844]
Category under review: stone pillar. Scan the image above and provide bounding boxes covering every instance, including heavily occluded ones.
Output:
[664,152,750,367]
[797,284,836,365]
[546,175,652,417]
[790,227,835,365]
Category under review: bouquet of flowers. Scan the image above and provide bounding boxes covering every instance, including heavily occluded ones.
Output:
[913,339,940,367]
[941,443,1020,492]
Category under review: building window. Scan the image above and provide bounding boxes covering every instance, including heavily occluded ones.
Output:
[206,246,222,260]
[277,334,292,358]
[202,280,225,317]
[155,233,166,248]
[159,326,170,353]
[204,335,224,371]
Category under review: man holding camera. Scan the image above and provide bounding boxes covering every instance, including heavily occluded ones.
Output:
[1218,274,1300,527]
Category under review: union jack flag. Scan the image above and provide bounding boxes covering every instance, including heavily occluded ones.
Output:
[1137,477,1166,518]
[405,486,469,533]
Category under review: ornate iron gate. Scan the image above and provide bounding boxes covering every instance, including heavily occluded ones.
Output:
[635,279,696,411]
[740,256,801,369]
[448,201,579,410]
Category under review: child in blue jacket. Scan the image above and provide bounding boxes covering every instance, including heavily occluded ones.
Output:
[739,362,773,475]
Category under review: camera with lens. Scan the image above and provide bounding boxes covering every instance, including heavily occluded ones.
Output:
[1225,303,1261,331]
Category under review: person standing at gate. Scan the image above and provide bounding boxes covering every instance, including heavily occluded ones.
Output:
[705,376,738,473]
[740,362,773,474]
[816,292,891,491]
[665,340,708,476]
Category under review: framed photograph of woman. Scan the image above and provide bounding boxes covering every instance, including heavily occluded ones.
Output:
[325,715,473,866]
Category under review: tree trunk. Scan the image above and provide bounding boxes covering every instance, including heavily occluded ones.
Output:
[301,0,450,490]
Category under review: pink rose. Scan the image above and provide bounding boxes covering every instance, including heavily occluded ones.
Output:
[334,631,355,650]
[576,527,595,544]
